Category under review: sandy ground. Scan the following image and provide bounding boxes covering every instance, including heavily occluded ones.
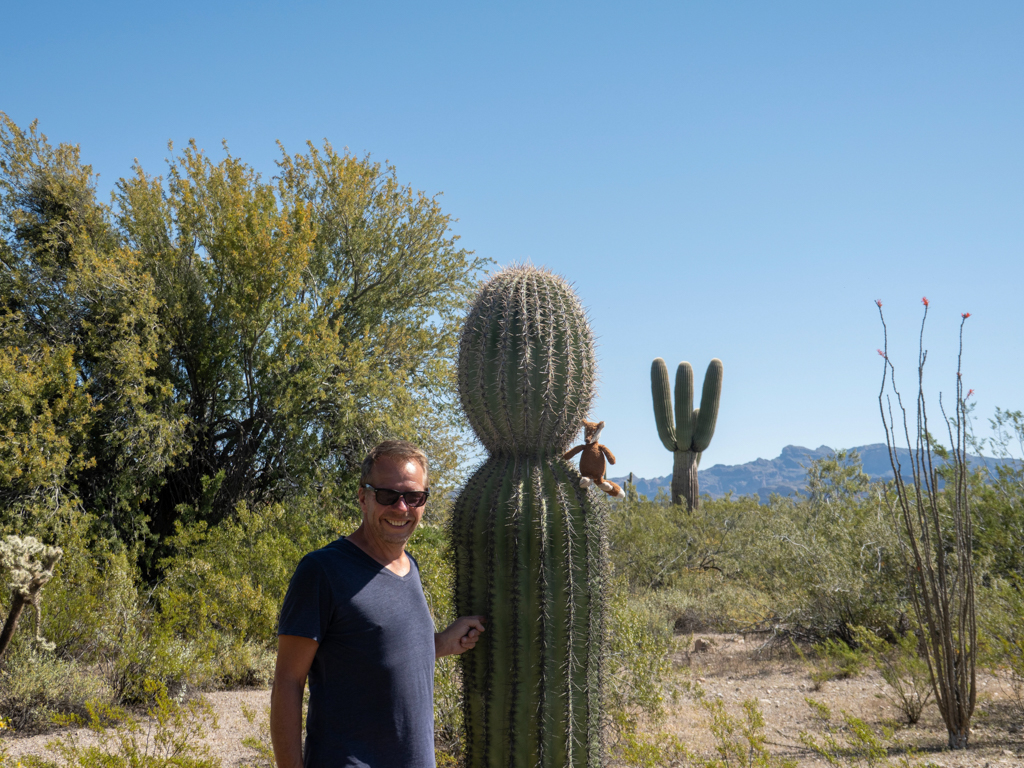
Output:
[661,634,1024,767]
[5,635,1023,766]
[3,688,272,767]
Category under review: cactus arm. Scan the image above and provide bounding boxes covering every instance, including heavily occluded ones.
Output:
[674,362,695,449]
[598,445,616,465]
[692,358,723,452]
[650,358,677,451]
[562,444,585,461]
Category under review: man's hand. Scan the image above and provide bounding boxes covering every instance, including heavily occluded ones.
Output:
[435,615,485,658]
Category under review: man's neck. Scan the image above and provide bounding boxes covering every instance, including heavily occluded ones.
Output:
[347,525,410,576]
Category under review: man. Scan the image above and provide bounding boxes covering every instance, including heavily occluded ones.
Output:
[271,440,484,768]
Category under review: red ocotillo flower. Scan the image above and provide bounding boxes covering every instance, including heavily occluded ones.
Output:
[962,312,971,319]
[875,299,882,307]
[922,296,929,307]
[966,389,975,398]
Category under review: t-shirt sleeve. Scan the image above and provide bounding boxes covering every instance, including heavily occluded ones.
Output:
[278,554,333,643]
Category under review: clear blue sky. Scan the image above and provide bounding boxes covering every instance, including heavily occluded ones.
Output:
[5,1,1023,478]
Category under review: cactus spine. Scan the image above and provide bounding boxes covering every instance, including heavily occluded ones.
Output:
[651,358,723,510]
[451,265,606,768]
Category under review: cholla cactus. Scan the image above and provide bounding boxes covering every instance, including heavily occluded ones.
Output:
[0,535,63,658]
[451,265,606,768]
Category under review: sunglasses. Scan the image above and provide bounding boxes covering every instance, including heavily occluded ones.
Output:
[362,484,430,508]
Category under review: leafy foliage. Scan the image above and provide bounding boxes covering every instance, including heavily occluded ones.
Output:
[1,113,185,542]
[22,682,220,768]
[851,626,932,725]
[798,699,939,768]
[611,452,907,643]
[115,139,483,565]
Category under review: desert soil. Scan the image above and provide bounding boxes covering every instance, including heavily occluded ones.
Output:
[663,634,1024,767]
[5,634,1023,766]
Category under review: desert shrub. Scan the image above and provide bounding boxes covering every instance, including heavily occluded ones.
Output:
[976,574,1024,718]
[21,681,220,768]
[22,513,138,666]
[610,454,908,644]
[609,492,741,591]
[609,492,775,633]
[605,585,677,736]
[791,638,865,691]
[851,626,932,725]
[798,698,935,768]
[698,698,797,768]
[238,704,275,768]
[0,644,115,733]
[750,469,906,643]
[974,408,1024,581]
[814,638,866,683]
[157,499,338,647]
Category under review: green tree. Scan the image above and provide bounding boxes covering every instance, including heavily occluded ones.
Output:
[115,139,485,563]
[0,113,186,541]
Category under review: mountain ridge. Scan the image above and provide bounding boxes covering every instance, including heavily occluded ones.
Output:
[611,443,1015,504]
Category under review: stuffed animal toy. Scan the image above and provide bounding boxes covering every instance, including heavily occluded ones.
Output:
[562,419,625,498]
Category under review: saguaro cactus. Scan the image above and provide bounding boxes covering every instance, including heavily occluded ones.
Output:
[651,358,723,510]
[450,265,606,768]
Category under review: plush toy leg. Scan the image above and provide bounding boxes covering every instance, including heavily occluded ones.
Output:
[579,477,592,488]
[600,480,625,499]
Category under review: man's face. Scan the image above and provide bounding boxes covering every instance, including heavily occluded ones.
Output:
[357,456,428,548]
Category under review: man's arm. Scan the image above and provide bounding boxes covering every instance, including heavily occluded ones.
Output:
[435,615,485,658]
[270,635,319,768]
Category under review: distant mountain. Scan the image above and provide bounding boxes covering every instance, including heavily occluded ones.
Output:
[611,444,1016,504]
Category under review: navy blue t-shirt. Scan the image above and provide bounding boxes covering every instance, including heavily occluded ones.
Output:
[278,537,436,768]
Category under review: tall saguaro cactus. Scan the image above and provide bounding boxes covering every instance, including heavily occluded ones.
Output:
[450,265,606,768]
[651,358,723,510]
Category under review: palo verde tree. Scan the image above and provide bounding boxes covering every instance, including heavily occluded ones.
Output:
[116,139,485,564]
[0,113,186,542]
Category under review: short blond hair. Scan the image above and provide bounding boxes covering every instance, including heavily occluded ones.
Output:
[359,440,429,486]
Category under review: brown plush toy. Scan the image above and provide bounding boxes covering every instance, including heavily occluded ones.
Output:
[562,419,625,498]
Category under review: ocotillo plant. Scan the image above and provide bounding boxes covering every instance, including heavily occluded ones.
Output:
[450,265,606,768]
[877,298,976,748]
[650,358,723,510]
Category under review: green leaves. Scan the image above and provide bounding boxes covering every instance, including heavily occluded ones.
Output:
[2,113,485,567]
[113,136,486,553]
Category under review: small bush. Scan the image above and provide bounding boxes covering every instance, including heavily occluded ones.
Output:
[815,638,866,683]
[238,704,274,768]
[791,639,865,691]
[851,626,932,725]
[21,682,220,768]
[605,586,677,738]
[698,699,797,768]
[798,698,936,768]
[0,645,115,733]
